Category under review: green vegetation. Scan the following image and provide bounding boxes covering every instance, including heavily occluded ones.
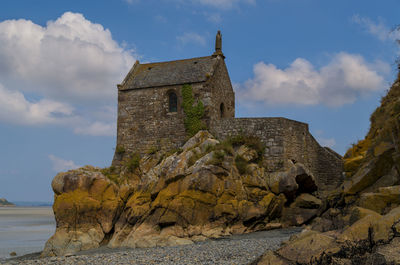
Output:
[215,140,234,155]
[235,155,248,175]
[208,150,225,166]
[344,73,400,178]
[126,152,141,173]
[188,148,205,167]
[229,134,265,162]
[181,84,206,137]
[204,134,264,169]
[115,145,125,155]
[146,145,160,155]
[101,166,120,184]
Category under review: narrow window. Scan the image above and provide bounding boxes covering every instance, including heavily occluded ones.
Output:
[169,92,177,112]
[220,103,225,118]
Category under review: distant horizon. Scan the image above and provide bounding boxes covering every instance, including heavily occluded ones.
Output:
[4,201,53,206]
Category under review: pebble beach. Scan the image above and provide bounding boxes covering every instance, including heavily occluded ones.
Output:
[3,228,301,265]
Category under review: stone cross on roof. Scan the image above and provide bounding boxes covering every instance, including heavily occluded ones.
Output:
[213,30,224,58]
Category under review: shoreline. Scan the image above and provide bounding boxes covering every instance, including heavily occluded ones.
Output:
[3,227,302,265]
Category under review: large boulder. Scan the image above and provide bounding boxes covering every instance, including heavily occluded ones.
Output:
[42,166,123,256]
[268,161,317,200]
[290,193,322,209]
[255,206,400,265]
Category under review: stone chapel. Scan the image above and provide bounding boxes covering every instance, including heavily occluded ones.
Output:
[112,31,343,191]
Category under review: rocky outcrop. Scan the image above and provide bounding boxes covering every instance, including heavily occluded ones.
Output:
[254,72,400,265]
[43,131,323,257]
[255,206,400,265]
[42,166,123,256]
[0,197,15,207]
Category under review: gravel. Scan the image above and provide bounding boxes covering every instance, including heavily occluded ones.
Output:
[2,228,301,265]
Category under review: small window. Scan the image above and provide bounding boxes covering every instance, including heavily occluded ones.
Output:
[220,103,225,118]
[169,92,178,112]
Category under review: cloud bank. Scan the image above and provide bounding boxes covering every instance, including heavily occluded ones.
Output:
[177,32,206,46]
[352,15,400,42]
[49,154,80,172]
[0,12,135,136]
[237,52,388,107]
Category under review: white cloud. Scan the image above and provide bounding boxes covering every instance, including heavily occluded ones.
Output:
[49,154,80,172]
[123,0,139,3]
[352,14,400,42]
[0,12,136,136]
[193,0,255,9]
[0,83,76,125]
[317,137,336,148]
[74,121,115,136]
[177,32,206,46]
[0,12,135,103]
[238,52,388,106]
[204,13,222,23]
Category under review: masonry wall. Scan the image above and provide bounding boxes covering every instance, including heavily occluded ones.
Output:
[210,118,344,191]
[207,58,235,122]
[112,57,236,166]
[112,82,204,165]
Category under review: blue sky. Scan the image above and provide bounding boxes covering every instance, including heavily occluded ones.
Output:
[0,0,399,202]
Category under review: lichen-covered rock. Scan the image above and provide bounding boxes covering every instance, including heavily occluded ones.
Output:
[290,193,322,209]
[268,161,317,202]
[44,131,322,257]
[357,186,400,214]
[256,250,289,265]
[276,232,340,264]
[42,167,123,257]
[254,71,400,265]
[374,237,400,264]
[281,207,318,226]
[256,205,400,264]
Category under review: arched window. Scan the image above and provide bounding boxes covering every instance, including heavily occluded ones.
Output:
[169,92,177,112]
[220,103,225,118]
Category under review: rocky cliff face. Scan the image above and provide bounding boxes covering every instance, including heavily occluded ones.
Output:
[255,73,400,265]
[43,131,325,257]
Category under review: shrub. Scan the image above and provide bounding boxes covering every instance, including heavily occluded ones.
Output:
[101,166,120,184]
[225,134,265,162]
[207,140,234,156]
[218,140,234,155]
[207,150,225,166]
[188,149,203,167]
[126,152,141,173]
[115,145,125,155]
[146,145,160,155]
[235,155,248,175]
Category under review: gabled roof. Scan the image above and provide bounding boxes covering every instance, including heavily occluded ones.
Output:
[119,56,220,90]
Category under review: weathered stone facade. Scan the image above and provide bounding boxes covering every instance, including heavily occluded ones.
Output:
[112,32,343,190]
[113,55,234,162]
[210,118,343,190]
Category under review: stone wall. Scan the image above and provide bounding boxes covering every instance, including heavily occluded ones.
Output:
[208,58,235,122]
[210,118,343,191]
[112,83,195,165]
[112,57,235,165]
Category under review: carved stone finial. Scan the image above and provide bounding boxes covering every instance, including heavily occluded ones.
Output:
[213,30,224,58]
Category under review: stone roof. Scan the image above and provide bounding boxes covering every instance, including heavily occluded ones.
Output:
[119,56,219,90]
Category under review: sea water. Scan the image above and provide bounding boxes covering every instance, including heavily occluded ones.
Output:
[0,207,55,260]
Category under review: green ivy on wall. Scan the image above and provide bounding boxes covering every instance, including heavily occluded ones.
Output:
[181,84,206,136]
